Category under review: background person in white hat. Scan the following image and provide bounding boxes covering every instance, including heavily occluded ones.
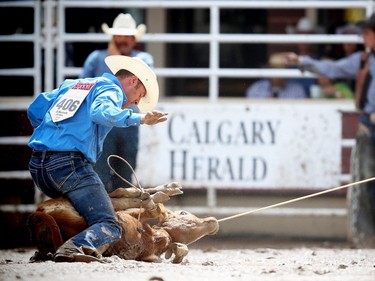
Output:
[80,13,154,193]
[28,55,167,262]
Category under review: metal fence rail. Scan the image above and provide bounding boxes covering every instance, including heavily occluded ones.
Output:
[0,1,42,95]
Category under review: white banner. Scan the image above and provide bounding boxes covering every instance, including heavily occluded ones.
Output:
[137,101,353,190]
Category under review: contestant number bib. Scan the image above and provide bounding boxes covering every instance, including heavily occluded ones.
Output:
[50,82,96,123]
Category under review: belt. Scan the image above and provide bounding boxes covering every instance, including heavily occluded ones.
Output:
[32,150,85,159]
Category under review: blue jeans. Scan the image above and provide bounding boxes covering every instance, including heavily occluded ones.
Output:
[29,152,122,253]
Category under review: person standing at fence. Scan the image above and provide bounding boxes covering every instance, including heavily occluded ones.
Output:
[284,13,375,248]
[80,13,154,193]
[27,55,167,262]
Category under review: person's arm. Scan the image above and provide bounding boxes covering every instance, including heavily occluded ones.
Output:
[27,90,59,128]
[90,90,167,127]
[285,52,361,79]
[90,90,141,127]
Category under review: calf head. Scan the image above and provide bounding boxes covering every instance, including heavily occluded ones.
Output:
[159,209,219,245]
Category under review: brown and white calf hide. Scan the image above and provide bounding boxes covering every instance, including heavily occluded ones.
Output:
[28,183,219,263]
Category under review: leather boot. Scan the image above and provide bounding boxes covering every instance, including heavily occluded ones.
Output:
[53,240,105,263]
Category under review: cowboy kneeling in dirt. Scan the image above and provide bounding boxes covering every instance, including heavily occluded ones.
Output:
[27,55,167,262]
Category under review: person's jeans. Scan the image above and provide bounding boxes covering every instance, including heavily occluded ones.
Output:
[29,152,121,253]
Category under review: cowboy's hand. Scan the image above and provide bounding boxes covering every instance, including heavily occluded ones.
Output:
[283,52,300,66]
[140,110,168,125]
[108,40,121,56]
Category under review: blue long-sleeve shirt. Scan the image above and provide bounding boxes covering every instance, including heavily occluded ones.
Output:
[27,73,142,163]
[300,51,375,114]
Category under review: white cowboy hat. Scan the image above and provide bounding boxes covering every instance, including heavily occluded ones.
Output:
[296,17,315,33]
[105,55,159,113]
[286,17,317,34]
[101,13,146,41]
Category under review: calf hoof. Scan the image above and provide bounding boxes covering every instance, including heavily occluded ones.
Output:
[165,242,189,264]
[151,191,170,203]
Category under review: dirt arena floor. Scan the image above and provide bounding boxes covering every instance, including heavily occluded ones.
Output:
[1,237,374,281]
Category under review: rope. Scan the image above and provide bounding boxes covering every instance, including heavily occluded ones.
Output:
[106,154,144,193]
[105,155,375,226]
[106,154,145,232]
[218,177,375,223]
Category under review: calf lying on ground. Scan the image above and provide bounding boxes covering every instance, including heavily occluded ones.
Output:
[28,182,219,263]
